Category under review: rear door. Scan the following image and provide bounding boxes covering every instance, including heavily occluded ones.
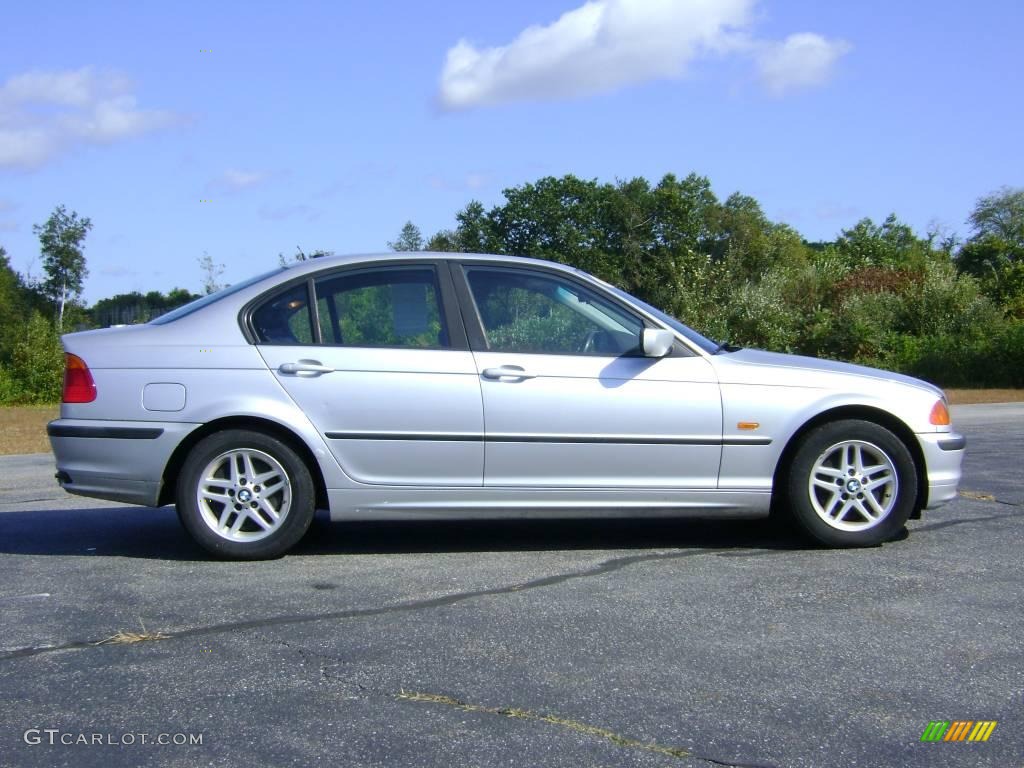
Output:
[253,262,484,486]
[452,263,722,489]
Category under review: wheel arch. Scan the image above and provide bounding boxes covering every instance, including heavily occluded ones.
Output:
[771,405,928,518]
[158,416,329,511]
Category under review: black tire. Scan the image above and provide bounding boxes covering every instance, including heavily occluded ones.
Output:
[782,419,917,547]
[176,429,316,559]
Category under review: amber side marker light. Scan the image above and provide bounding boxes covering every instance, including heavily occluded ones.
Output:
[63,353,96,403]
[929,400,951,426]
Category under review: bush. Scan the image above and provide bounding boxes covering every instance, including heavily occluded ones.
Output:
[985,320,1024,386]
[901,261,1001,339]
[823,291,906,364]
[722,273,801,351]
[883,321,1024,388]
[0,312,64,404]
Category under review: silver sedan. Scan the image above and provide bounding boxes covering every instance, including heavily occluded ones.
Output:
[48,253,965,559]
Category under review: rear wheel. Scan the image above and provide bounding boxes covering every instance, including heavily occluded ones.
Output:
[783,420,917,547]
[176,429,315,559]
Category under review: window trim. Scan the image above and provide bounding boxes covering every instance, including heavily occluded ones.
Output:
[239,259,470,351]
[450,261,685,358]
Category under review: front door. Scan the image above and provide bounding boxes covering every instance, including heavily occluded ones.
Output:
[455,264,722,488]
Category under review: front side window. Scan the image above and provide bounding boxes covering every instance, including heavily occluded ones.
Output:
[314,267,448,348]
[465,267,643,355]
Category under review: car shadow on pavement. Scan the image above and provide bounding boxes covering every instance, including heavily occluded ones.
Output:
[0,506,204,560]
[295,514,813,557]
[0,507,814,560]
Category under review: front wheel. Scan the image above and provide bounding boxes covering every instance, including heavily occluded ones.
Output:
[176,429,316,559]
[783,420,917,547]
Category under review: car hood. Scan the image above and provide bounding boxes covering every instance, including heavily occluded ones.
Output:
[717,348,944,397]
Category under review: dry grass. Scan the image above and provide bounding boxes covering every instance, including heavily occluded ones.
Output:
[945,389,1024,405]
[92,619,170,646]
[959,490,998,502]
[0,405,58,455]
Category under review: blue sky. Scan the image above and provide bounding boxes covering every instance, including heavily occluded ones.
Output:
[1,0,1021,303]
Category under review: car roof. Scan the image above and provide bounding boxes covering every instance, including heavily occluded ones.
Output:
[278,251,579,279]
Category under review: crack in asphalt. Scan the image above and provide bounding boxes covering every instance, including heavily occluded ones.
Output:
[0,497,62,505]
[395,690,779,768]
[254,635,778,768]
[914,510,1024,533]
[0,547,729,662]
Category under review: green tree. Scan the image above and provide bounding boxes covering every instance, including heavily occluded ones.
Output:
[969,186,1024,245]
[32,205,92,329]
[834,214,931,269]
[454,201,497,253]
[423,230,459,252]
[487,175,621,280]
[91,287,201,326]
[198,251,225,294]
[278,246,335,265]
[957,187,1024,316]
[0,245,26,361]
[388,221,424,252]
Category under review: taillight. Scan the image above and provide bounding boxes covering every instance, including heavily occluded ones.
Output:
[63,353,96,403]
[929,399,951,426]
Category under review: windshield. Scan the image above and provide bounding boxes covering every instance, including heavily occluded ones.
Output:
[598,281,721,355]
[150,267,286,324]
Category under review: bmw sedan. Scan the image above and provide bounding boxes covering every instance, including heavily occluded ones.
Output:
[48,253,965,559]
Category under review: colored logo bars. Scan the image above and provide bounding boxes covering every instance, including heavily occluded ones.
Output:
[920,721,997,742]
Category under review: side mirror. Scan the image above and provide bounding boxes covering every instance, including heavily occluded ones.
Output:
[641,328,674,358]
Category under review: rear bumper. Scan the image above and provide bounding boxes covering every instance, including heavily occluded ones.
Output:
[916,431,966,509]
[48,419,199,507]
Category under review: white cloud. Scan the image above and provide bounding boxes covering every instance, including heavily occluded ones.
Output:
[0,128,57,169]
[465,172,490,190]
[440,0,753,109]
[0,68,124,108]
[257,203,320,222]
[0,67,179,170]
[757,33,852,95]
[211,168,270,191]
[427,172,492,191]
[438,0,850,109]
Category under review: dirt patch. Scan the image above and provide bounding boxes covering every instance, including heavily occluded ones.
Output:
[0,406,58,455]
[945,389,1024,405]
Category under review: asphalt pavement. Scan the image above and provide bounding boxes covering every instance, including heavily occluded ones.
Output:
[0,404,1021,767]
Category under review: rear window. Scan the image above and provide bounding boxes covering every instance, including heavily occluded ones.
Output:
[150,267,286,325]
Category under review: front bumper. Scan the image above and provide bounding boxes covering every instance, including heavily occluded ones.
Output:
[916,431,966,509]
[48,419,199,507]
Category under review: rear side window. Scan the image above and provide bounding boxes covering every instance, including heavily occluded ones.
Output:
[251,284,314,345]
[314,267,449,348]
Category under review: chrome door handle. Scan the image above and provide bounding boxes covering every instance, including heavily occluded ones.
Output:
[482,365,535,380]
[279,360,334,376]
